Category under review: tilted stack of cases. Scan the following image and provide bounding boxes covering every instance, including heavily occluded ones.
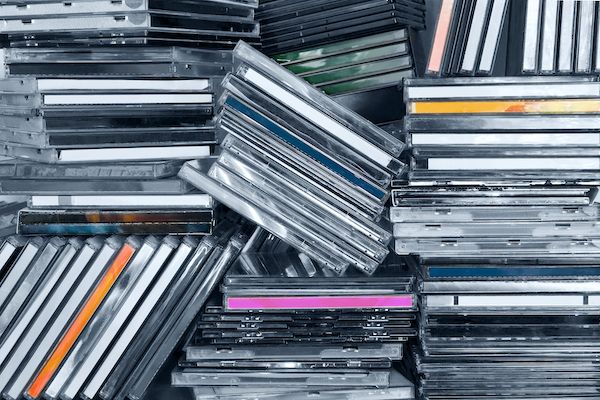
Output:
[0,0,261,236]
[179,41,404,276]
[258,0,426,124]
[394,74,600,398]
[0,215,255,400]
[171,228,417,400]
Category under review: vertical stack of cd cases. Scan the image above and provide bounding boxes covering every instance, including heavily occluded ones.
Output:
[179,40,405,276]
[0,0,263,235]
[259,0,425,123]
[171,228,417,400]
[395,74,600,257]
[395,58,600,398]
[0,215,253,400]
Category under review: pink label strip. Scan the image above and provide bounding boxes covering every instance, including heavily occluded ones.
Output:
[427,0,456,73]
[226,295,414,310]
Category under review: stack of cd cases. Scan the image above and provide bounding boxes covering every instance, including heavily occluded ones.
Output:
[272,28,418,123]
[404,76,600,184]
[427,0,600,77]
[0,0,260,48]
[416,277,600,399]
[0,215,253,400]
[179,41,405,275]
[257,0,425,56]
[0,45,237,235]
[394,56,600,398]
[171,228,417,400]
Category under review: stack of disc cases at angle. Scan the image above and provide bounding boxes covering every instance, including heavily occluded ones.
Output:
[426,0,511,76]
[521,0,600,75]
[171,228,417,400]
[178,41,404,275]
[0,216,252,400]
[257,0,425,56]
[0,0,260,48]
[0,46,235,235]
[416,276,600,400]
[273,29,417,124]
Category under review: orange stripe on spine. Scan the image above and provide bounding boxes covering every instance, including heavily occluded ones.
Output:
[26,244,135,399]
[411,99,600,114]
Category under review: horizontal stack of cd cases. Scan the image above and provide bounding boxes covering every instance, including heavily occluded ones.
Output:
[417,277,600,399]
[0,216,253,400]
[179,40,404,275]
[257,0,425,56]
[171,228,417,400]
[0,45,240,235]
[404,76,600,184]
[394,74,600,256]
[0,0,260,48]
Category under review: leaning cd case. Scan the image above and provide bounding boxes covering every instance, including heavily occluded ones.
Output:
[0,216,252,400]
